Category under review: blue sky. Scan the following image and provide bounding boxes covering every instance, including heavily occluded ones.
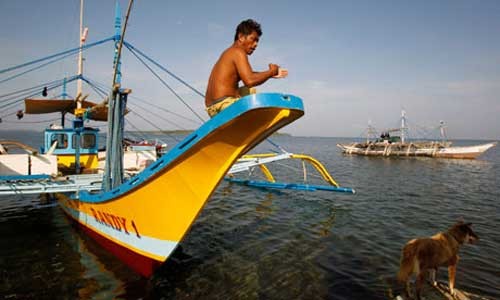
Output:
[1,0,499,139]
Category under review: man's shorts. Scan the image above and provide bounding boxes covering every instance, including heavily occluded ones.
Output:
[205,87,256,118]
[205,96,239,118]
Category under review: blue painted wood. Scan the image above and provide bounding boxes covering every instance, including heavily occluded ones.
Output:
[224,177,355,194]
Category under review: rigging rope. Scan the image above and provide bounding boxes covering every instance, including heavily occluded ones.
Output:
[128,102,187,131]
[80,76,109,98]
[0,76,79,111]
[0,37,114,75]
[129,95,202,126]
[1,117,61,124]
[123,41,205,98]
[0,110,18,119]
[82,77,199,129]
[124,119,151,141]
[124,42,206,122]
[0,51,79,85]
[0,75,78,100]
[266,138,287,153]
[128,111,181,142]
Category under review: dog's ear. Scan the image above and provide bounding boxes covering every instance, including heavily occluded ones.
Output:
[466,222,472,227]
[457,217,465,224]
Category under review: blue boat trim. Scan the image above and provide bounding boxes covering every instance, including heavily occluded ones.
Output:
[78,93,304,203]
[224,177,356,194]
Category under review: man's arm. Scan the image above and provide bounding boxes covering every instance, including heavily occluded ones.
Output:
[234,50,281,88]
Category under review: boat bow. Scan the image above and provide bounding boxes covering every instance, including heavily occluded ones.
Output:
[58,93,304,276]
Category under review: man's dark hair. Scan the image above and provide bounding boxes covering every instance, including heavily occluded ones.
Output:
[234,19,262,41]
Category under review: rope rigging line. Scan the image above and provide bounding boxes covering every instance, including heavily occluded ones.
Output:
[129,95,202,126]
[124,119,151,142]
[0,51,79,85]
[122,125,170,156]
[127,101,188,131]
[0,76,80,111]
[128,111,181,142]
[0,36,115,75]
[0,75,78,100]
[123,41,205,98]
[80,76,109,98]
[82,77,200,133]
[405,119,441,141]
[0,76,78,104]
[82,76,203,130]
[124,42,206,123]
[87,82,108,98]
[0,110,18,119]
[80,77,112,98]
[266,138,288,153]
[1,117,61,124]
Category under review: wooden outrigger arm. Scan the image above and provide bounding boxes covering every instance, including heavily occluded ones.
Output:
[227,152,353,193]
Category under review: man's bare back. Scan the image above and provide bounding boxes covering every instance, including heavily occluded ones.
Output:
[205,20,287,109]
[205,47,244,107]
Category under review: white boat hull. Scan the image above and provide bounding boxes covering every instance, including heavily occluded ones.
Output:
[337,142,497,159]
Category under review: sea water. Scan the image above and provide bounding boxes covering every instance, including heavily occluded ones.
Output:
[0,131,498,299]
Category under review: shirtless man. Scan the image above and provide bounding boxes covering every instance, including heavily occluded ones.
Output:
[205,19,288,117]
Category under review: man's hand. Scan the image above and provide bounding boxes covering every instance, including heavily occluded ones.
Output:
[269,64,287,78]
[268,63,280,76]
[273,68,288,79]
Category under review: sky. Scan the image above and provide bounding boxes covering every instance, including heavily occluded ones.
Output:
[0,0,499,140]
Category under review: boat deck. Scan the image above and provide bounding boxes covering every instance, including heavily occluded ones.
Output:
[0,173,103,196]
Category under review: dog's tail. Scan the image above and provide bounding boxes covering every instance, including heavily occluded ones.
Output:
[397,240,418,283]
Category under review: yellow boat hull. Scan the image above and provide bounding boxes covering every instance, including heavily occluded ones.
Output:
[58,93,304,276]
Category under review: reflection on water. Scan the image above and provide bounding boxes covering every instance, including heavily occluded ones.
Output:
[0,194,147,299]
[0,133,499,299]
[255,193,274,219]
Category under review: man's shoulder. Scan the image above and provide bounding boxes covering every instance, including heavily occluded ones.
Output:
[222,46,245,58]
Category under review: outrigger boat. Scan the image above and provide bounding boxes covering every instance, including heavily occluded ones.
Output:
[337,111,496,159]
[0,1,353,277]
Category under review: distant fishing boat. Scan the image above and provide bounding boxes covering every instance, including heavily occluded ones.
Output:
[337,111,496,159]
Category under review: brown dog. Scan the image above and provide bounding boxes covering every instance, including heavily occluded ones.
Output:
[397,221,479,299]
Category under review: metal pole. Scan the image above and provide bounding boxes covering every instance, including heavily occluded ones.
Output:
[103,0,134,191]
[76,0,84,102]
[401,110,406,144]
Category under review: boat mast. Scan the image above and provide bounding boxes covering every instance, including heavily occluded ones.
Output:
[367,120,376,143]
[113,1,122,86]
[61,78,67,127]
[103,0,134,191]
[439,120,447,141]
[400,110,406,144]
[76,0,84,103]
[73,0,88,174]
